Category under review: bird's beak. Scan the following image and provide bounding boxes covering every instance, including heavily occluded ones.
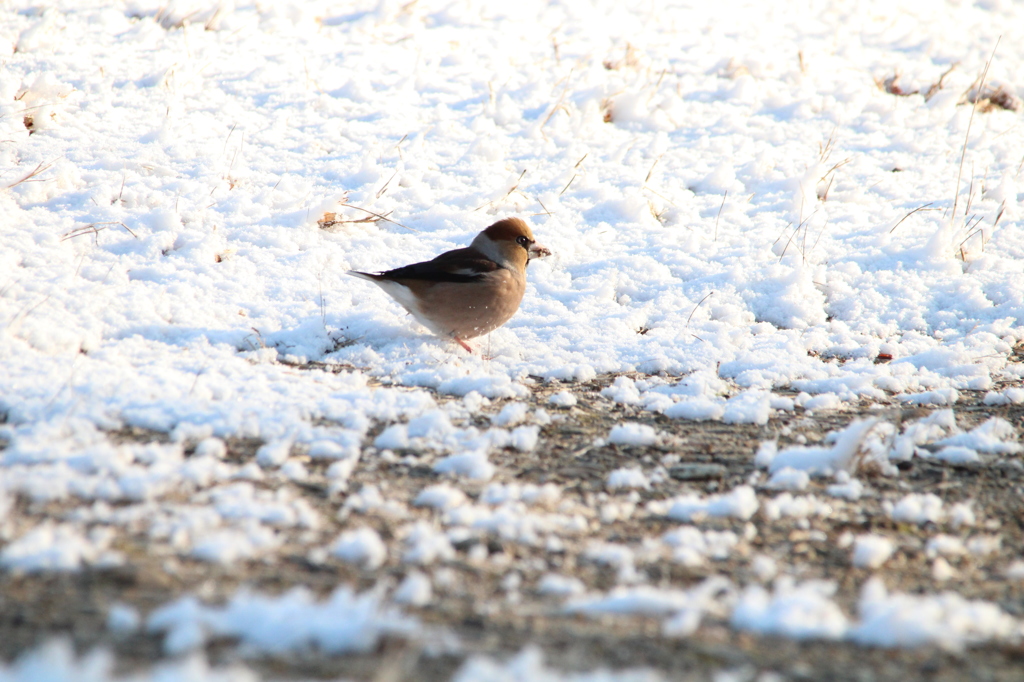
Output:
[528,242,552,260]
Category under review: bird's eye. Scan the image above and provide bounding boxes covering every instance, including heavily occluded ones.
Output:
[516,235,530,248]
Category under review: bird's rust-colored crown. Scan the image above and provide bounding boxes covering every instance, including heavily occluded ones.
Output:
[482,217,534,242]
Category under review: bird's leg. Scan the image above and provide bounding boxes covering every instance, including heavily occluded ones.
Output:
[453,336,474,353]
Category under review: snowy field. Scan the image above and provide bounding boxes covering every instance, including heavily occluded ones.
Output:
[2,0,1024,679]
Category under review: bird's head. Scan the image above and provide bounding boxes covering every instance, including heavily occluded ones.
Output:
[472,217,551,271]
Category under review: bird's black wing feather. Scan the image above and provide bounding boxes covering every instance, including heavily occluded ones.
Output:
[380,247,500,283]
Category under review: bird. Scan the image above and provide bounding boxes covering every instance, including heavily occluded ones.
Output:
[348,217,551,352]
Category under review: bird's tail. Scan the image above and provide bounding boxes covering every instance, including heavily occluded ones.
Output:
[346,270,380,281]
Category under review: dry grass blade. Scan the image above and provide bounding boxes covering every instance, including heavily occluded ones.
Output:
[541,70,573,130]
[475,169,527,211]
[924,63,958,101]
[778,215,812,262]
[376,169,398,199]
[3,159,56,189]
[714,190,728,241]
[685,291,715,328]
[889,203,938,233]
[558,174,576,196]
[61,222,138,244]
[643,156,662,186]
[318,205,416,232]
[952,38,1000,224]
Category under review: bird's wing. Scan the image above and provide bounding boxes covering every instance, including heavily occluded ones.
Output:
[380,247,501,283]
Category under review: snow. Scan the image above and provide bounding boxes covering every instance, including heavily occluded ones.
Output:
[548,391,578,408]
[538,573,587,597]
[413,483,468,511]
[393,571,433,606]
[0,640,259,682]
[493,402,530,427]
[662,526,739,565]
[762,493,834,521]
[607,466,650,490]
[106,603,142,635]
[852,535,896,569]
[765,419,894,476]
[3,0,1024,668]
[332,526,388,570]
[826,472,865,500]
[0,522,122,573]
[765,467,810,491]
[650,485,759,522]
[400,520,456,565]
[608,423,658,447]
[452,647,665,682]
[889,493,946,525]
[2,0,1023,434]
[731,577,1024,650]
[565,578,734,637]
[851,578,1022,651]
[936,417,1022,454]
[983,388,1024,405]
[433,450,496,481]
[732,579,849,641]
[147,585,418,656]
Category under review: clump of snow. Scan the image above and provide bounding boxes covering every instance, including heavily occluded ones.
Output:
[852,535,895,569]
[106,603,141,635]
[548,391,578,408]
[607,467,650,491]
[889,493,945,525]
[332,527,387,570]
[936,417,1021,455]
[722,391,773,425]
[565,578,734,638]
[148,586,418,655]
[608,423,658,447]
[766,419,895,477]
[452,646,665,682]
[0,640,258,682]
[413,484,468,511]
[1006,561,1024,580]
[393,571,432,607]
[754,440,778,468]
[732,579,848,640]
[899,389,960,406]
[763,494,833,521]
[255,440,292,468]
[190,523,279,565]
[826,471,864,500]
[967,535,1001,557]
[433,451,495,481]
[1,522,121,573]
[663,399,726,421]
[930,446,980,464]
[766,467,810,491]
[492,402,529,427]
[480,482,561,507]
[662,527,739,565]
[538,574,586,597]
[400,521,455,565]
[926,535,967,559]
[508,425,540,452]
[850,578,1020,650]
[983,388,1024,406]
[601,377,643,406]
[651,486,759,522]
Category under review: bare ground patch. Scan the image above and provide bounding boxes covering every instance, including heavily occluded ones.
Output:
[1,374,1023,680]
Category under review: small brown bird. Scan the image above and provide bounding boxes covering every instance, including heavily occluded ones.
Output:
[348,217,551,351]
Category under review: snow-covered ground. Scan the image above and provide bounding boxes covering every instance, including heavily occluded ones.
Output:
[2,0,1024,677]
